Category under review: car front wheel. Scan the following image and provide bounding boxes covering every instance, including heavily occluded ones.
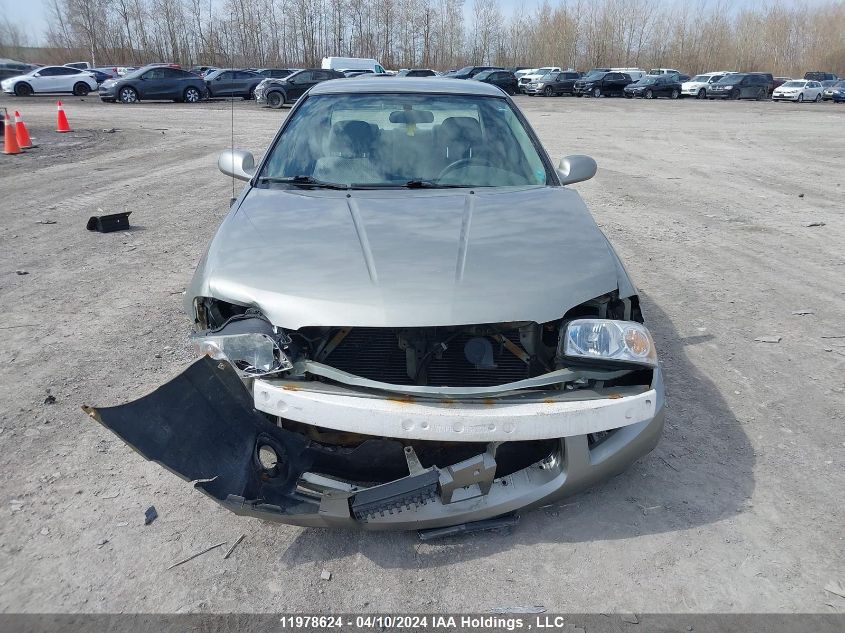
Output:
[697,88,706,99]
[14,82,33,96]
[798,93,804,102]
[543,86,554,97]
[670,88,679,99]
[183,87,201,103]
[645,89,654,99]
[266,91,285,109]
[592,87,601,97]
[119,86,139,104]
[814,93,822,102]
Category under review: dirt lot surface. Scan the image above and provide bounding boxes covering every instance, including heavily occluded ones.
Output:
[1,93,843,614]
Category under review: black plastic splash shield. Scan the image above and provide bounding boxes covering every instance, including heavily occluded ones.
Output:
[82,356,318,515]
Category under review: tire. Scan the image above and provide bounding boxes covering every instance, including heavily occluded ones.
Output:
[798,93,804,102]
[246,85,256,100]
[670,88,679,99]
[543,86,554,97]
[183,86,201,103]
[697,88,706,99]
[730,89,740,100]
[119,86,139,104]
[592,87,601,98]
[14,82,33,97]
[72,82,90,96]
[645,89,654,99]
[814,93,822,102]
[266,91,284,109]
[576,93,583,97]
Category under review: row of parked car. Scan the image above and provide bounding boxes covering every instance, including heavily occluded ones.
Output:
[2,57,843,105]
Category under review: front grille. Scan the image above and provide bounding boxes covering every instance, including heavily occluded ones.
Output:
[321,326,531,387]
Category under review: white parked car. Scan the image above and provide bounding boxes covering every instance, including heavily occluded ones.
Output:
[1,65,98,96]
[518,67,561,92]
[681,72,735,98]
[772,80,824,102]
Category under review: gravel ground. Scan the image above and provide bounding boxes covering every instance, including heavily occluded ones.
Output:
[0,93,843,614]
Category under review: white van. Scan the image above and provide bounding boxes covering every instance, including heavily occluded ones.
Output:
[322,57,386,74]
[611,68,646,81]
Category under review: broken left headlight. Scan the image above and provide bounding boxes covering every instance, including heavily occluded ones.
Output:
[191,331,293,377]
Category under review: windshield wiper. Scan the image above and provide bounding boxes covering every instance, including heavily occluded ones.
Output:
[257,175,349,190]
[404,180,466,189]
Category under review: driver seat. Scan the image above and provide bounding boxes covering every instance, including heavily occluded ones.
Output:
[313,120,384,184]
[437,117,483,166]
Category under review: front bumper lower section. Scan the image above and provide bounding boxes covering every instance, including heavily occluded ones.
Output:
[85,356,665,530]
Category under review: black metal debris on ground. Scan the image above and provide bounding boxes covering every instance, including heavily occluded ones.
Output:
[144,506,158,525]
[86,211,132,233]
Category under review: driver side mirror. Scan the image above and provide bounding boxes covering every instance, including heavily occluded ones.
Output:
[218,149,256,181]
[557,155,597,186]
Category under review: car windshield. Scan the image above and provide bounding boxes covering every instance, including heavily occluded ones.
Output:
[540,73,555,81]
[453,66,475,75]
[691,75,710,82]
[715,76,741,84]
[473,71,493,80]
[636,77,658,85]
[536,67,554,74]
[583,71,605,80]
[781,81,804,87]
[259,93,550,188]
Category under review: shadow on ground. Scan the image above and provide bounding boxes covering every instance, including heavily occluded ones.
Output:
[279,294,755,568]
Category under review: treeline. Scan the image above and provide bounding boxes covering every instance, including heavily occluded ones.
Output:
[1,0,844,75]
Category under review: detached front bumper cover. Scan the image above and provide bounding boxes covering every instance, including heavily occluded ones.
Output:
[84,356,664,530]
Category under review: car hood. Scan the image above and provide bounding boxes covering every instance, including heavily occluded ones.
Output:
[186,186,626,329]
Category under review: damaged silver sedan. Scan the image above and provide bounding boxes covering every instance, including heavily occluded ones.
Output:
[86,78,665,530]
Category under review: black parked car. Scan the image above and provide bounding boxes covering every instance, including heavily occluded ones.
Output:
[254,68,345,108]
[98,66,208,103]
[708,73,769,100]
[524,71,581,96]
[396,69,437,77]
[205,69,264,99]
[624,74,682,99]
[256,68,296,79]
[804,71,838,82]
[443,66,502,79]
[471,69,518,94]
[573,71,633,97]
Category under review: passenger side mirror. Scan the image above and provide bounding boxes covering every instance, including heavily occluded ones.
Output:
[557,155,597,186]
[218,149,256,181]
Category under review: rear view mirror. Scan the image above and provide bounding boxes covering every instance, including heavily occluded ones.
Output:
[218,149,256,181]
[557,155,597,186]
[389,109,434,124]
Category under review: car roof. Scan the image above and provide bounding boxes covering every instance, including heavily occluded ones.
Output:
[310,77,508,97]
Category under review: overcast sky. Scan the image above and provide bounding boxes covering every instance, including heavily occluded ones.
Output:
[4,0,819,48]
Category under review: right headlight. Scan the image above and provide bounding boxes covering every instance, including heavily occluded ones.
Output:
[191,331,293,376]
[562,319,657,367]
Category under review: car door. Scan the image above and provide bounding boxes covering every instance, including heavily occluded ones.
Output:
[285,71,313,100]
[811,81,822,98]
[211,71,235,97]
[136,68,164,98]
[160,68,190,98]
[604,73,624,95]
[30,66,63,92]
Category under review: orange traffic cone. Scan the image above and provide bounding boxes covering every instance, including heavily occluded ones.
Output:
[3,110,22,155]
[14,111,33,148]
[56,100,72,133]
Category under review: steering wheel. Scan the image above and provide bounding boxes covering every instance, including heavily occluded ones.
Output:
[434,156,495,183]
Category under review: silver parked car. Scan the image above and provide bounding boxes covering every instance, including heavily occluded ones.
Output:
[86,78,665,531]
